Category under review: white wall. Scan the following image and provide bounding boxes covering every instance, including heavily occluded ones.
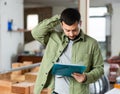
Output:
[111,3,120,56]
[0,0,24,72]
[52,6,66,15]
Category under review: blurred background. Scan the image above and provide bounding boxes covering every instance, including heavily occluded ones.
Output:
[0,0,120,94]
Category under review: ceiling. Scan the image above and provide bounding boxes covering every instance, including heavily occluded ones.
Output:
[24,0,78,7]
[24,0,120,7]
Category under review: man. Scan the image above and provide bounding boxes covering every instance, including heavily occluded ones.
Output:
[32,8,104,94]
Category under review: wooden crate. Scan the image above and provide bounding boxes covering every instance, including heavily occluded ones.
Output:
[0,72,11,81]
[11,74,25,83]
[0,80,12,94]
[25,72,37,82]
[12,63,23,75]
[12,81,34,94]
[22,61,33,66]
[30,66,39,72]
[21,61,33,74]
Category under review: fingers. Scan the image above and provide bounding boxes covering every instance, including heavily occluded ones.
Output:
[71,73,86,83]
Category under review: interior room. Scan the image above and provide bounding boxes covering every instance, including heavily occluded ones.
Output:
[0,0,120,94]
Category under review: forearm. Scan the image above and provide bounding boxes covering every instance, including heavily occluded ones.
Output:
[83,40,104,84]
[31,15,60,46]
[84,65,104,84]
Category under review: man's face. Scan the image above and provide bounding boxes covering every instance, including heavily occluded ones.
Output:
[61,21,81,40]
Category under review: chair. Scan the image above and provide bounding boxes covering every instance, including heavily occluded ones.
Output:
[89,75,110,94]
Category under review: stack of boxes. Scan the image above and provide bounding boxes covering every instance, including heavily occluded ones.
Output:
[0,61,51,94]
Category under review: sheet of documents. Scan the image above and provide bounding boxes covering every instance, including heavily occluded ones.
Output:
[105,88,120,94]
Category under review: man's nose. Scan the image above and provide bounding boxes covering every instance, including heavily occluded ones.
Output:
[69,31,74,36]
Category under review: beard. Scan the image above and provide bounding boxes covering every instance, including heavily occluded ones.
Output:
[68,33,80,41]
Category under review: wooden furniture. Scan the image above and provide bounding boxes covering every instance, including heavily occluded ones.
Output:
[107,56,120,83]
[17,55,42,63]
[107,56,120,65]
[108,64,119,83]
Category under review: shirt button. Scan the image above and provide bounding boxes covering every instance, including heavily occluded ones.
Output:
[41,84,44,86]
[45,73,48,75]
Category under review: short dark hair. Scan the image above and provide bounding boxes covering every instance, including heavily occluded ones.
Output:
[60,8,81,25]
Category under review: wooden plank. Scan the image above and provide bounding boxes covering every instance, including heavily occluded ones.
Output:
[0,72,11,81]
[12,63,23,75]
[30,66,39,72]
[11,74,25,83]
[21,61,33,73]
[12,81,34,94]
[0,80,12,94]
[25,72,37,82]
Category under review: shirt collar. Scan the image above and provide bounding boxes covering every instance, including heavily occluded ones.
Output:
[77,29,85,42]
[61,29,85,43]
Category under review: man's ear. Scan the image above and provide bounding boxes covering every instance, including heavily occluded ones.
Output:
[79,21,82,26]
[78,21,82,29]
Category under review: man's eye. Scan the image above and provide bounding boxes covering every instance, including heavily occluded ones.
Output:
[66,30,70,32]
[73,30,76,32]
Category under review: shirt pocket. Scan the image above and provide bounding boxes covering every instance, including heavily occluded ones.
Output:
[77,54,92,72]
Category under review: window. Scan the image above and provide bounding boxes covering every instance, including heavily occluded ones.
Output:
[89,7,107,16]
[89,17,106,41]
[88,7,108,60]
[88,7,107,42]
[27,14,38,30]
